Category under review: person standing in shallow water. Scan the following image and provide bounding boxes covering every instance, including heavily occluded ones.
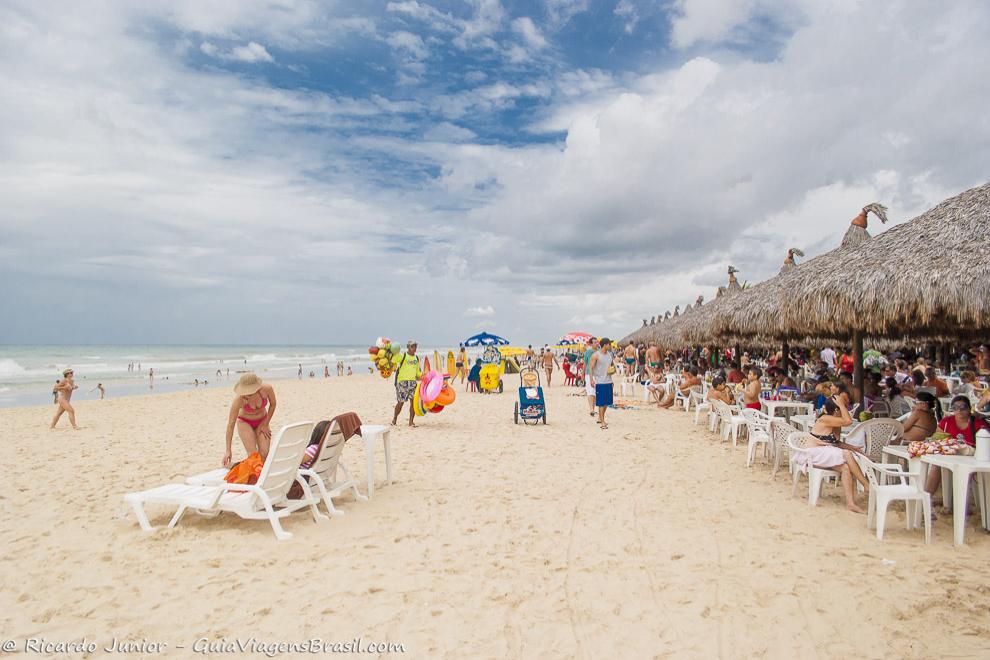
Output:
[50,368,80,429]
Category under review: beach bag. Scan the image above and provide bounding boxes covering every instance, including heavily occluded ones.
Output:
[223,452,264,485]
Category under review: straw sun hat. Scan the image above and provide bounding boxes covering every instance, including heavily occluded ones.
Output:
[234,373,264,396]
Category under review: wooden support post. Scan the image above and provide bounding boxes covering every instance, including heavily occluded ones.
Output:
[782,340,790,375]
[853,331,865,410]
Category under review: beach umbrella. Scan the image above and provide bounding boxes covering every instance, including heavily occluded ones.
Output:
[463,332,509,347]
[559,331,594,345]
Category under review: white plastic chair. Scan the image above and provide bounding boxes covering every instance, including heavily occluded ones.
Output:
[694,398,712,426]
[674,385,697,412]
[620,373,637,398]
[740,408,771,467]
[769,420,799,478]
[845,418,903,461]
[712,400,746,446]
[125,421,326,540]
[855,454,932,544]
[787,432,842,506]
[688,386,706,413]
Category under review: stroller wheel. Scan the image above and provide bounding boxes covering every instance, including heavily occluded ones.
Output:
[514,402,519,425]
[542,411,547,425]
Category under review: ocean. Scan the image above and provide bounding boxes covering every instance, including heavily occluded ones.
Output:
[0,344,450,408]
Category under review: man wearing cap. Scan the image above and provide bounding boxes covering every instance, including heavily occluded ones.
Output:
[50,368,80,429]
[391,341,423,426]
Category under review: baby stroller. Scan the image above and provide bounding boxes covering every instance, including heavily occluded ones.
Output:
[514,366,547,425]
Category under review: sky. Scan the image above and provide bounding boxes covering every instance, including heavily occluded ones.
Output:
[1,0,988,346]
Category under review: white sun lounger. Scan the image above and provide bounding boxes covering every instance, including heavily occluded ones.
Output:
[123,421,326,540]
[185,418,367,516]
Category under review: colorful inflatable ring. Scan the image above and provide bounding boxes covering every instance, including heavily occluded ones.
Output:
[412,383,426,416]
[435,385,455,406]
[423,370,442,404]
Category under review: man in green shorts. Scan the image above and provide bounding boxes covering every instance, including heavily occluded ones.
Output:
[391,340,422,427]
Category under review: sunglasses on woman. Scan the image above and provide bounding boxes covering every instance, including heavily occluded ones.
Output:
[952,403,970,411]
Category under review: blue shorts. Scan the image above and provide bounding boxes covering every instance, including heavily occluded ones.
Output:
[595,383,614,407]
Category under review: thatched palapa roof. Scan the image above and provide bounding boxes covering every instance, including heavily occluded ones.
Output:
[713,181,990,341]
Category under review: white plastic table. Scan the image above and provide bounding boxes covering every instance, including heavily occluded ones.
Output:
[920,454,990,546]
[761,400,813,421]
[358,424,393,498]
[791,414,816,432]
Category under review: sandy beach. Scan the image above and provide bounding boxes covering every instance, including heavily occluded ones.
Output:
[3,374,989,658]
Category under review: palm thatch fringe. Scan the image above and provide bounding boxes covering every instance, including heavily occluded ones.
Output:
[714,181,990,340]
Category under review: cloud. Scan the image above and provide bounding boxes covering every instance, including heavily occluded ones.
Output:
[512,17,547,49]
[613,1,639,34]
[668,0,812,49]
[230,41,274,62]
[386,30,429,59]
[387,0,505,52]
[465,305,495,316]
[200,40,274,63]
[1,0,988,348]
[543,0,589,29]
[474,319,497,330]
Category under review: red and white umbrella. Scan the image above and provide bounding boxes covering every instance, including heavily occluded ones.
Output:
[559,331,594,345]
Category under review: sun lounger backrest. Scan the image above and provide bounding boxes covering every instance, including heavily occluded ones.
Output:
[255,421,314,506]
[310,420,346,484]
[857,418,903,461]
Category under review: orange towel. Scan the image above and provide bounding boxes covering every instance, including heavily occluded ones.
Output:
[223,452,264,485]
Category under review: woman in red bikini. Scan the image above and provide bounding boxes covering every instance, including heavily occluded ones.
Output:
[223,373,277,467]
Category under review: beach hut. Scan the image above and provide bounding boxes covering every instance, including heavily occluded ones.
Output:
[712,181,990,402]
[715,181,990,340]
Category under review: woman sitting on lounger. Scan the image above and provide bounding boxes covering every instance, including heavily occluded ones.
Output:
[795,396,870,513]
[223,373,277,467]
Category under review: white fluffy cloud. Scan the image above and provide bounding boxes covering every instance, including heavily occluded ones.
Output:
[465,306,495,317]
[201,40,275,62]
[401,1,990,340]
[1,0,987,346]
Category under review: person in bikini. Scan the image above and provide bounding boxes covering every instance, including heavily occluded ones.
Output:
[541,348,559,385]
[50,368,80,429]
[455,345,468,384]
[797,396,870,513]
[901,392,941,443]
[223,372,277,467]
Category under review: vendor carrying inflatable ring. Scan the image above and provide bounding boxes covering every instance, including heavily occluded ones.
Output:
[391,340,423,427]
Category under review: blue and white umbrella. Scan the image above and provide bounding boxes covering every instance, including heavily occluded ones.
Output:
[463,332,510,347]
